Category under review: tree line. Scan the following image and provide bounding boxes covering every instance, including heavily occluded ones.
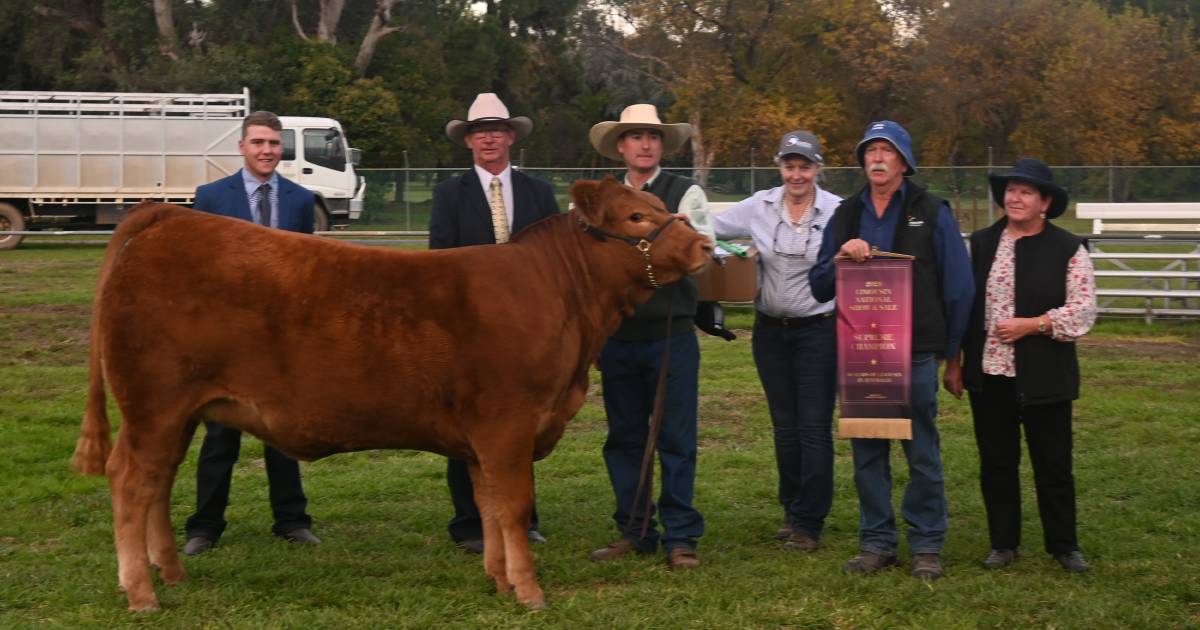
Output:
[1,0,1197,171]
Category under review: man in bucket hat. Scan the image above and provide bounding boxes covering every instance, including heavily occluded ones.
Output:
[809,120,974,580]
[586,103,715,570]
[429,92,559,553]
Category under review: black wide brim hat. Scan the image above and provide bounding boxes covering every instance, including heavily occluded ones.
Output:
[988,158,1069,219]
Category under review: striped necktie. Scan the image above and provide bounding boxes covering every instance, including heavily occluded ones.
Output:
[489,177,510,243]
[257,183,272,227]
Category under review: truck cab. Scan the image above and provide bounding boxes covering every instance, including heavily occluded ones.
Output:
[278,117,365,231]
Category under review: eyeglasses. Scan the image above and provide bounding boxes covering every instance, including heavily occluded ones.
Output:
[772,219,821,259]
[470,127,511,138]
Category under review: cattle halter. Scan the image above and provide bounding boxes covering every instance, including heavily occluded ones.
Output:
[576,215,677,289]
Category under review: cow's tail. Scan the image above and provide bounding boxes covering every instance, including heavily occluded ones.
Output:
[71,325,111,476]
[70,202,173,476]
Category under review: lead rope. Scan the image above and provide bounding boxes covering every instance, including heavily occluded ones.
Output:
[624,315,672,539]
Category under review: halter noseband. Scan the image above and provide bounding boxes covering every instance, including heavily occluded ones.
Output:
[576,214,679,289]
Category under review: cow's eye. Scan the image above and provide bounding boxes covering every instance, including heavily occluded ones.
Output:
[630,213,643,222]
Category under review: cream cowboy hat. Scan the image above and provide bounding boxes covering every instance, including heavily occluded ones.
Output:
[445,93,533,146]
[588,104,692,162]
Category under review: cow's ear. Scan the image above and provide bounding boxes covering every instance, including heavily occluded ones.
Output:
[570,179,605,225]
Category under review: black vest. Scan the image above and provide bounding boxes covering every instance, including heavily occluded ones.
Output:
[611,171,699,342]
[962,219,1084,405]
[829,182,948,353]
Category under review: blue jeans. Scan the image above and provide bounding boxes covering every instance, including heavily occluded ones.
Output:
[851,352,946,556]
[598,332,704,553]
[751,313,837,539]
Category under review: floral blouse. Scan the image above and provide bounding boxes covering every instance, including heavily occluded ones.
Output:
[982,231,1098,377]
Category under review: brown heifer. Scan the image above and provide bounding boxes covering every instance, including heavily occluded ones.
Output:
[71,177,711,611]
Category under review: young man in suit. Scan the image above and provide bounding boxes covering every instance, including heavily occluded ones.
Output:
[428,93,561,553]
[182,110,320,556]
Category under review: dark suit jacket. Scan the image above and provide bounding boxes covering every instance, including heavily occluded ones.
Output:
[194,170,316,234]
[428,167,560,249]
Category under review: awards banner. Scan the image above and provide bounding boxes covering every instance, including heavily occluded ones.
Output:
[835,255,913,440]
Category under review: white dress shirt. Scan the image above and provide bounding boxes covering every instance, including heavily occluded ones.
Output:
[474,164,514,227]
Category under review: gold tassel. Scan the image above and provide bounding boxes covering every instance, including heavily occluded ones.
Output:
[837,418,913,440]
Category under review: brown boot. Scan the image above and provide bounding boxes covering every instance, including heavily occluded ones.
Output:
[783,532,820,552]
[911,553,944,580]
[589,538,637,562]
[666,547,700,570]
[843,550,897,575]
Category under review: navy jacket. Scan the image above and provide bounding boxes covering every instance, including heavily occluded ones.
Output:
[428,168,560,249]
[194,170,316,234]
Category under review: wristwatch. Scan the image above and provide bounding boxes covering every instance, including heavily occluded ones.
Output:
[1037,317,1047,334]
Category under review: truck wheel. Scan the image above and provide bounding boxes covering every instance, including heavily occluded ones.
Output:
[314,204,330,233]
[0,203,25,250]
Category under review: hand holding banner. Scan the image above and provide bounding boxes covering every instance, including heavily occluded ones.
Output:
[835,253,914,440]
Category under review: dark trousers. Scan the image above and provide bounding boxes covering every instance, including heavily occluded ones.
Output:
[446,458,540,542]
[185,421,311,540]
[751,312,837,539]
[598,331,705,553]
[970,375,1078,554]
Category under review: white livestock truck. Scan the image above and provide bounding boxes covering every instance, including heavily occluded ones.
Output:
[0,89,365,249]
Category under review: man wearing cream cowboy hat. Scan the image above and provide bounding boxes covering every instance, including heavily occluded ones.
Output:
[429,92,559,553]
[586,103,718,570]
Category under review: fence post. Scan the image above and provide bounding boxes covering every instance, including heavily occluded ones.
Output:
[403,150,410,232]
[986,146,994,224]
[749,146,756,194]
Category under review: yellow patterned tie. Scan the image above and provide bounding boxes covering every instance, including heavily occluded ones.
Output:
[489,177,510,244]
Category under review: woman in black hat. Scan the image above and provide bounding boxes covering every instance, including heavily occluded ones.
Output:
[945,158,1097,573]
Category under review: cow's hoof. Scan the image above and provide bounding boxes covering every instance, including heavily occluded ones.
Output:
[159,567,186,586]
[126,596,161,613]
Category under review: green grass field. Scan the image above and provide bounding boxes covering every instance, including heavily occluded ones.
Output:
[1,244,1198,628]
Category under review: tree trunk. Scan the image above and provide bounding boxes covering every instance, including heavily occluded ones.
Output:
[318,0,346,43]
[688,109,713,188]
[153,0,179,60]
[354,0,402,77]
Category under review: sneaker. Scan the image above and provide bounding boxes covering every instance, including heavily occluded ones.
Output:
[589,538,638,562]
[782,532,820,552]
[666,546,700,570]
[983,549,1018,569]
[911,553,944,580]
[843,551,897,575]
[1054,550,1091,573]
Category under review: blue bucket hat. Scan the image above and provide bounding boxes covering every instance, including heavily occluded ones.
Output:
[855,120,916,176]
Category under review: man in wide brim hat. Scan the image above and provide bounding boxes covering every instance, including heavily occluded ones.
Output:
[445,92,533,146]
[588,104,692,162]
[988,158,1069,219]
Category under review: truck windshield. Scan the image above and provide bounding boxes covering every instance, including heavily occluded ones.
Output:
[281,130,296,161]
[303,128,346,172]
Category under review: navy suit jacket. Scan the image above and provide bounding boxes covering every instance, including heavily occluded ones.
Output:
[193,170,316,234]
[428,167,560,249]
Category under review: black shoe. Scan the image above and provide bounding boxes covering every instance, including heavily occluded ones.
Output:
[983,548,1018,569]
[183,535,215,556]
[528,529,547,544]
[281,528,321,545]
[458,539,484,554]
[1054,550,1090,573]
